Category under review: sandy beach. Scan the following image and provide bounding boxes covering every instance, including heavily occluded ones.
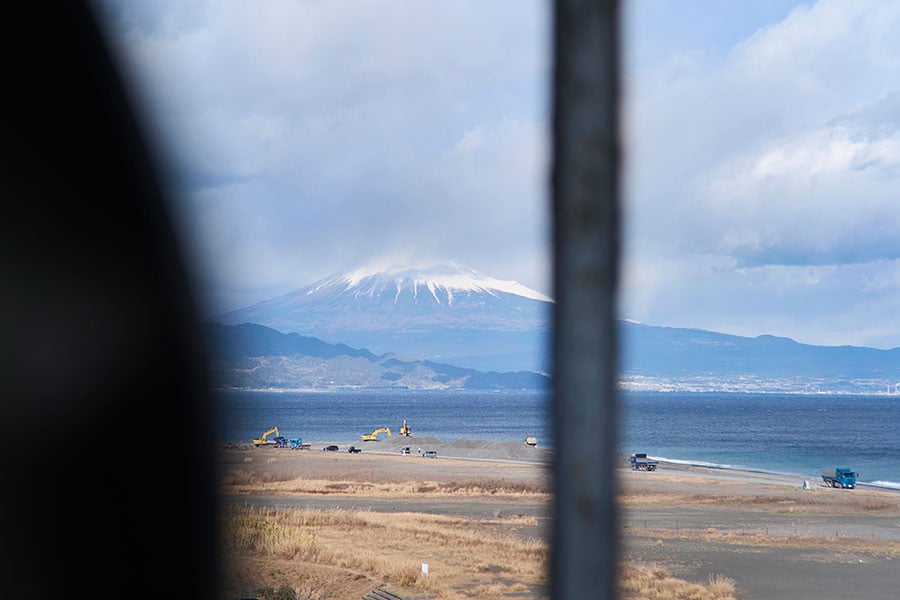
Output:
[218,436,900,600]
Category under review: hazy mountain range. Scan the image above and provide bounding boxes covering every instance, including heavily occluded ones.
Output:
[620,321,900,394]
[209,263,900,394]
[204,321,549,391]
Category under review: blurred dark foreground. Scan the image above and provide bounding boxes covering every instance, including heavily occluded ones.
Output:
[0,3,219,598]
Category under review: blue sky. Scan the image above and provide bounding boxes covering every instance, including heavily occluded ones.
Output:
[94,1,900,350]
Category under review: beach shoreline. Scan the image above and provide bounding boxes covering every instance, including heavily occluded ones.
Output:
[230,434,900,493]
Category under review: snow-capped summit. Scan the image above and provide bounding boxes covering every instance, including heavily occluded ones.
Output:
[214,262,552,372]
[314,262,552,305]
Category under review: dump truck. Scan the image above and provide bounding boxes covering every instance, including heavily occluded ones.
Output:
[630,453,659,471]
[822,468,857,489]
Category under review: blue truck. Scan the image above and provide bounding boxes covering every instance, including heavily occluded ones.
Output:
[630,453,659,471]
[821,468,857,489]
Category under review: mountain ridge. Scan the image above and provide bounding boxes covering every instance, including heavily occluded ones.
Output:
[205,322,550,391]
[619,321,900,394]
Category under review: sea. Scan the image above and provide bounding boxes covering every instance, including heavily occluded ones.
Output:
[215,389,900,490]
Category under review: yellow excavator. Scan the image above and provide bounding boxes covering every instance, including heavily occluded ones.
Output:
[361,427,391,441]
[400,419,412,436]
[253,426,279,446]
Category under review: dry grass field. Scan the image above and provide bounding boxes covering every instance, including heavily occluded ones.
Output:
[217,447,753,600]
[221,505,547,599]
[217,445,900,599]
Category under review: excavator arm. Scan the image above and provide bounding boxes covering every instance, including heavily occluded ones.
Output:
[361,427,391,441]
[253,426,279,446]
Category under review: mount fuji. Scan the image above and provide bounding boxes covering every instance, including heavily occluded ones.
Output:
[213,263,553,373]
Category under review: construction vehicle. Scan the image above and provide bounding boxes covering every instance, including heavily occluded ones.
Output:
[400,419,412,436]
[630,453,659,471]
[822,468,857,489]
[253,426,279,447]
[361,427,391,441]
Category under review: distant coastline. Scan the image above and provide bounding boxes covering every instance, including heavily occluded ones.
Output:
[213,382,900,395]
[619,375,900,395]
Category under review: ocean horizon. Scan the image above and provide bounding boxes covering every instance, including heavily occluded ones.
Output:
[215,388,900,490]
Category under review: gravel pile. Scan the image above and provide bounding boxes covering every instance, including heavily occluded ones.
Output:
[372,435,552,464]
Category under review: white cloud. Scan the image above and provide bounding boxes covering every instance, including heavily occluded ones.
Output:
[622,0,900,347]
[454,127,487,154]
[93,1,551,313]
